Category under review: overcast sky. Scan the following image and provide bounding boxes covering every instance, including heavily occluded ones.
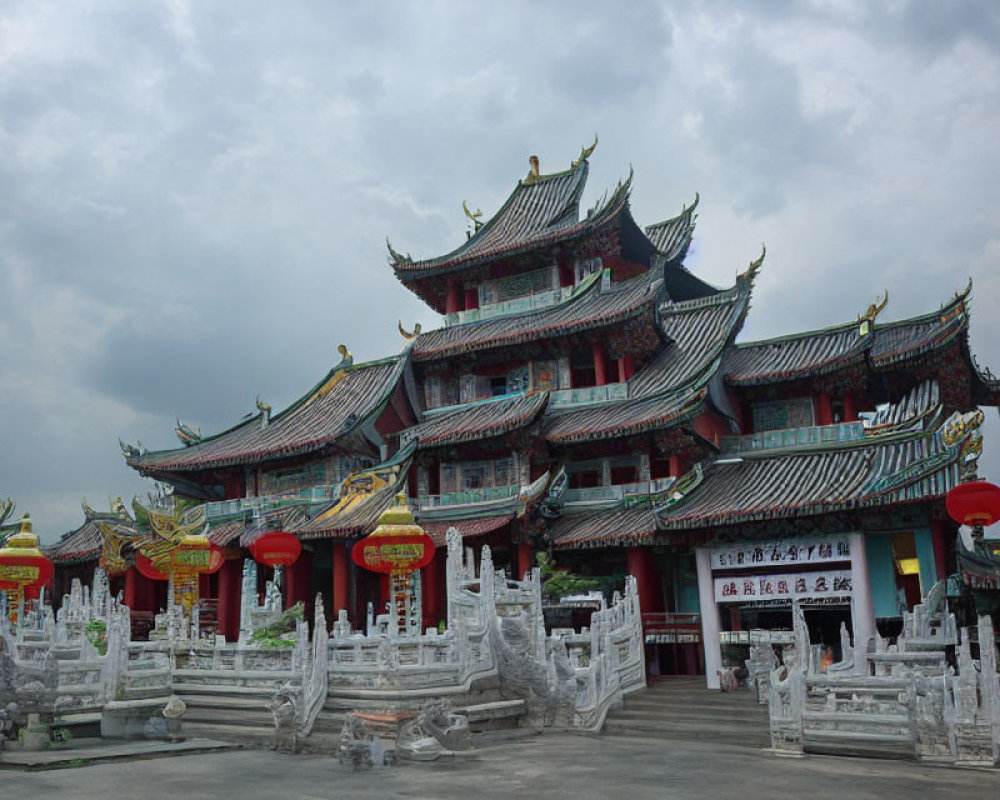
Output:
[2,1,998,544]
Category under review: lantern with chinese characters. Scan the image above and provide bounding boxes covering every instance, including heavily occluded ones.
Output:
[352,494,434,635]
[0,514,54,625]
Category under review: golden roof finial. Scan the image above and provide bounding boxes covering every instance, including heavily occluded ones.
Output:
[572,134,599,168]
[738,244,766,282]
[462,200,483,235]
[398,321,422,341]
[857,290,889,323]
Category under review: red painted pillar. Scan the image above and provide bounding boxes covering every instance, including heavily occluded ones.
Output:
[379,574,390,614]
[931,519,950,581]
[842,393,858,423]
[617,358,627,383]
[421,550,444,630]
[124,567,137,609]
[217,558,240,642]
[464,287,479,310]
[516,542,534,580]
[592,341,607,386]
[626,547,663,614]
[446,282,461,314]
[332,542,350,620]
[559,262,574,287]
[199,574,210,601]
[669,455,687,478]
[815,393,833,426]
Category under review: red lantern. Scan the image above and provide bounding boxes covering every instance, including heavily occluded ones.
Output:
[946,480,1000,527]
[249,531,301,567]
[352,497,435,575]
[135,553,169,581]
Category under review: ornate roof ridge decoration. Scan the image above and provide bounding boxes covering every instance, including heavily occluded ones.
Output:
[737,243,766,284]
[127,355,409,473]
[462,200,483,236]
[398,320,422,341]
[410,271,662,363]
[571,134,599,168]
[856,290,889,323]
[174,418,203,447]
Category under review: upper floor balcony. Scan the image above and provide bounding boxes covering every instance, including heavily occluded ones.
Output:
[562,477,677,509]
[719,421,865,456]
[204,484,342,520]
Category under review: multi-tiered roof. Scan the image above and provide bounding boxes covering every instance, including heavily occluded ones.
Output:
[96,144,999,563]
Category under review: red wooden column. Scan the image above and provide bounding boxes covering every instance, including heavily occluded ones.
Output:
[815,392,833,426]
[516,541,534,579]
[842,393,858,423]
[464,287,479,310]
[216,558,239,641]
[592,341,608,386]
[421,549,444,630]
[332,542,350,621]
[669,455,688,479]
[446,282,462,314]
[284,559,297,608]
[930,518,951,581]
[124,567,137,608]
[626,547,663,615]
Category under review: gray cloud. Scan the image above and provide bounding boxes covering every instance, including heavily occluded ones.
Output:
[1,1,998,541]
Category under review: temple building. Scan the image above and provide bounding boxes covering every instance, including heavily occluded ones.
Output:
[46,142,1000,684]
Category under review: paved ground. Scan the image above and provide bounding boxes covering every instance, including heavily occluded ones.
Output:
[3,733,998,799]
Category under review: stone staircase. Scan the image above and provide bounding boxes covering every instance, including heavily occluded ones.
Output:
[602,677,771,750]
[170,683,276,745]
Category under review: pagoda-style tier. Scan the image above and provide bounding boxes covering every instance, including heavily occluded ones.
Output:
[542,390,976,551]
[389,143,719,315]
[124,354,417,498]
[723,283,998,408]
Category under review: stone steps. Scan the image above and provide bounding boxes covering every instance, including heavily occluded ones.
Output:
[602,678,770,749]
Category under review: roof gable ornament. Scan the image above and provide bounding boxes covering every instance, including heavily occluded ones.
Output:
[174,418,203,447]
[119,439,144,459]
[336,343,354,369]
[524,155,541,184]
[738,244,766,283]
[256,395,272,429]
[386,237,412,266]
[462,200,483,238]
[571,134,599,168]
[398,321,422,341]
[857,290,888,337]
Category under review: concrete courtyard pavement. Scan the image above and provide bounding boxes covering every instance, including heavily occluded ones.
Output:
[4,732,999,800]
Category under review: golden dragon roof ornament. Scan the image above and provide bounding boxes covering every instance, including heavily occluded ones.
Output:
[571,134,599,168]
[857,290,889,323]
[398,321,422,341]
[386,237,412,265]
[462,200,483,235]
[738,244,766,282]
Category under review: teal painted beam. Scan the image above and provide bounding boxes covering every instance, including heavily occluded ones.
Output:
[914,527,938,599]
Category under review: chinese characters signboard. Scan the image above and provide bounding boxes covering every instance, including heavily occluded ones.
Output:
[710,536,851,571]
[714,570,853,604]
